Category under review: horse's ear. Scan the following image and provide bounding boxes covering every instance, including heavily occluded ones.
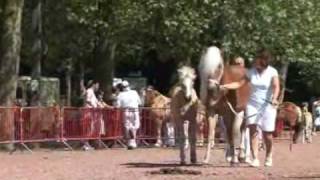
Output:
[191,68,196,80]
[153,90,161,96]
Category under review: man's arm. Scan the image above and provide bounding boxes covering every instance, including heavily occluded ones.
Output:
[220,79,247,90]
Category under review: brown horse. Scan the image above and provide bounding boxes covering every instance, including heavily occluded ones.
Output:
[275,102,304,143]
[199,46,251,164]
[141,87,171,147]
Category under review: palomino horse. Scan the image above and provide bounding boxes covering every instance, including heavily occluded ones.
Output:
[198,46,251,164]
[141,87,172,147]
[170,66,199,164]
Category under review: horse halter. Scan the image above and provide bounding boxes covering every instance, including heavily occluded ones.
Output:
[206,78,224,107]
[178,78,194,102]
[208,79,220,92]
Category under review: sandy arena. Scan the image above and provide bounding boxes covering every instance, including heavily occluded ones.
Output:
[1,135,320,180]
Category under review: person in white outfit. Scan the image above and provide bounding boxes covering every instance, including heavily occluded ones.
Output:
[116,80,142,149]
[245,49,280,167]
[220,51,280,167]
[82,80,100,151]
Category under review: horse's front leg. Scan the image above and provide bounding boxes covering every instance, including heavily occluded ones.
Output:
[177,119,187,165]
[197,121,204,147]
[203,111,218,164]
[154,118,163,147]
[189,117,197,164]
[183,120,190,149]
[239,126,250,163]
[225,111,244,165]
[165,121,175,147]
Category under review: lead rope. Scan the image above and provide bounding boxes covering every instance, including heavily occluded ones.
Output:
[289,126,293,151]
[225,97,294,152]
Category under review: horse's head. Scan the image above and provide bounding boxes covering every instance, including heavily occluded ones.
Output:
[141,86,161,107]
[177,66,196,101]
[198,46,224,106]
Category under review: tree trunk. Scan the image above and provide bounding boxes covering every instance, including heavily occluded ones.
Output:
[65,58,73,106]
[0,0,25,106]
[278,61,289,103]
[79,61,86,96]
[94,39,117,101]
[31,0,43,79]
[0,0,24,151]
[66,71,71,106]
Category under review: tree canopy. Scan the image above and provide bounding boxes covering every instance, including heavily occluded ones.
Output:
[1,0,319,104]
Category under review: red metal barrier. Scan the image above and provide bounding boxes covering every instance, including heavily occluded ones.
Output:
[0,107,20,144]
[63,107,102,140]
[20,107,61,143]
[138,107,154,140]
[100,108,124,140]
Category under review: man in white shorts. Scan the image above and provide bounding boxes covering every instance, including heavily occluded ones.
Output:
[116,81,142,149]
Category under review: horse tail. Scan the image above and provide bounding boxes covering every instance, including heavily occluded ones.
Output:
[198,46,224,104]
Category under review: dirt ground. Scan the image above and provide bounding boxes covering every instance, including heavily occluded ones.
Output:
[1,136,320,180]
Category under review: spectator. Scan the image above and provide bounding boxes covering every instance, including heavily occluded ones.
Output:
[116,80,142,149]
[85,80,99,108]
[82,80,100,151]
[314,100,320,132]
[302,102,313,143]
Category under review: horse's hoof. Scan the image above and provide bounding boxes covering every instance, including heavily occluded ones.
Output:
[230,162,240,167]
[180,161,187,166]
[225,156,232,163]
[238,157,246,163]
[191,158,197,164]
[197,143,204,147]
[202,159,210,164]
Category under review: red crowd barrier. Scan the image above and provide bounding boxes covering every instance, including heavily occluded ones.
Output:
[62,107,125,141]
[138,107,158,140]
[100,108,124,140]
[62,107,102,140]
[0,107,20,144]
[0,106,234,149]
[20,107,61,143]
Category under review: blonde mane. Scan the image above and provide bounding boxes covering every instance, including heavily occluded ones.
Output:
[177,66,196,81]
[198,46,224,103]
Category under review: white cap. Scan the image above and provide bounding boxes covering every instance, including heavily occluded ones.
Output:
[122,80,129,87]
[113,78,122,87]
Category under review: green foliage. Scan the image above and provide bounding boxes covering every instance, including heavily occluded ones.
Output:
[19,0,320,96]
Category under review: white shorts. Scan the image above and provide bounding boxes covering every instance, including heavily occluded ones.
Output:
[123,109,140,131]
[246,103,277,132]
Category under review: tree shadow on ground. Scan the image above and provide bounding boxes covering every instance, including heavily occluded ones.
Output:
[282,175,320,179]
[122,162,252,169]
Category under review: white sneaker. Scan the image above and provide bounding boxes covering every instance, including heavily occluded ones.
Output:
[132,141,137,148]
[82,144,94,151]
[250,159,260,167]
[245,158,252,164]
[264,157,273,167]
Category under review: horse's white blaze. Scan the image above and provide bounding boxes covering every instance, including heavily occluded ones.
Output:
[182,78,193,99]
[198,46,223,104]
[178,66,196,100]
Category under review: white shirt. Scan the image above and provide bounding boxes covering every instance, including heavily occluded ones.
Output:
[117,88,141,108]
[315,106,320,117]
[85,88,98,108]
[247,66,278,105]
